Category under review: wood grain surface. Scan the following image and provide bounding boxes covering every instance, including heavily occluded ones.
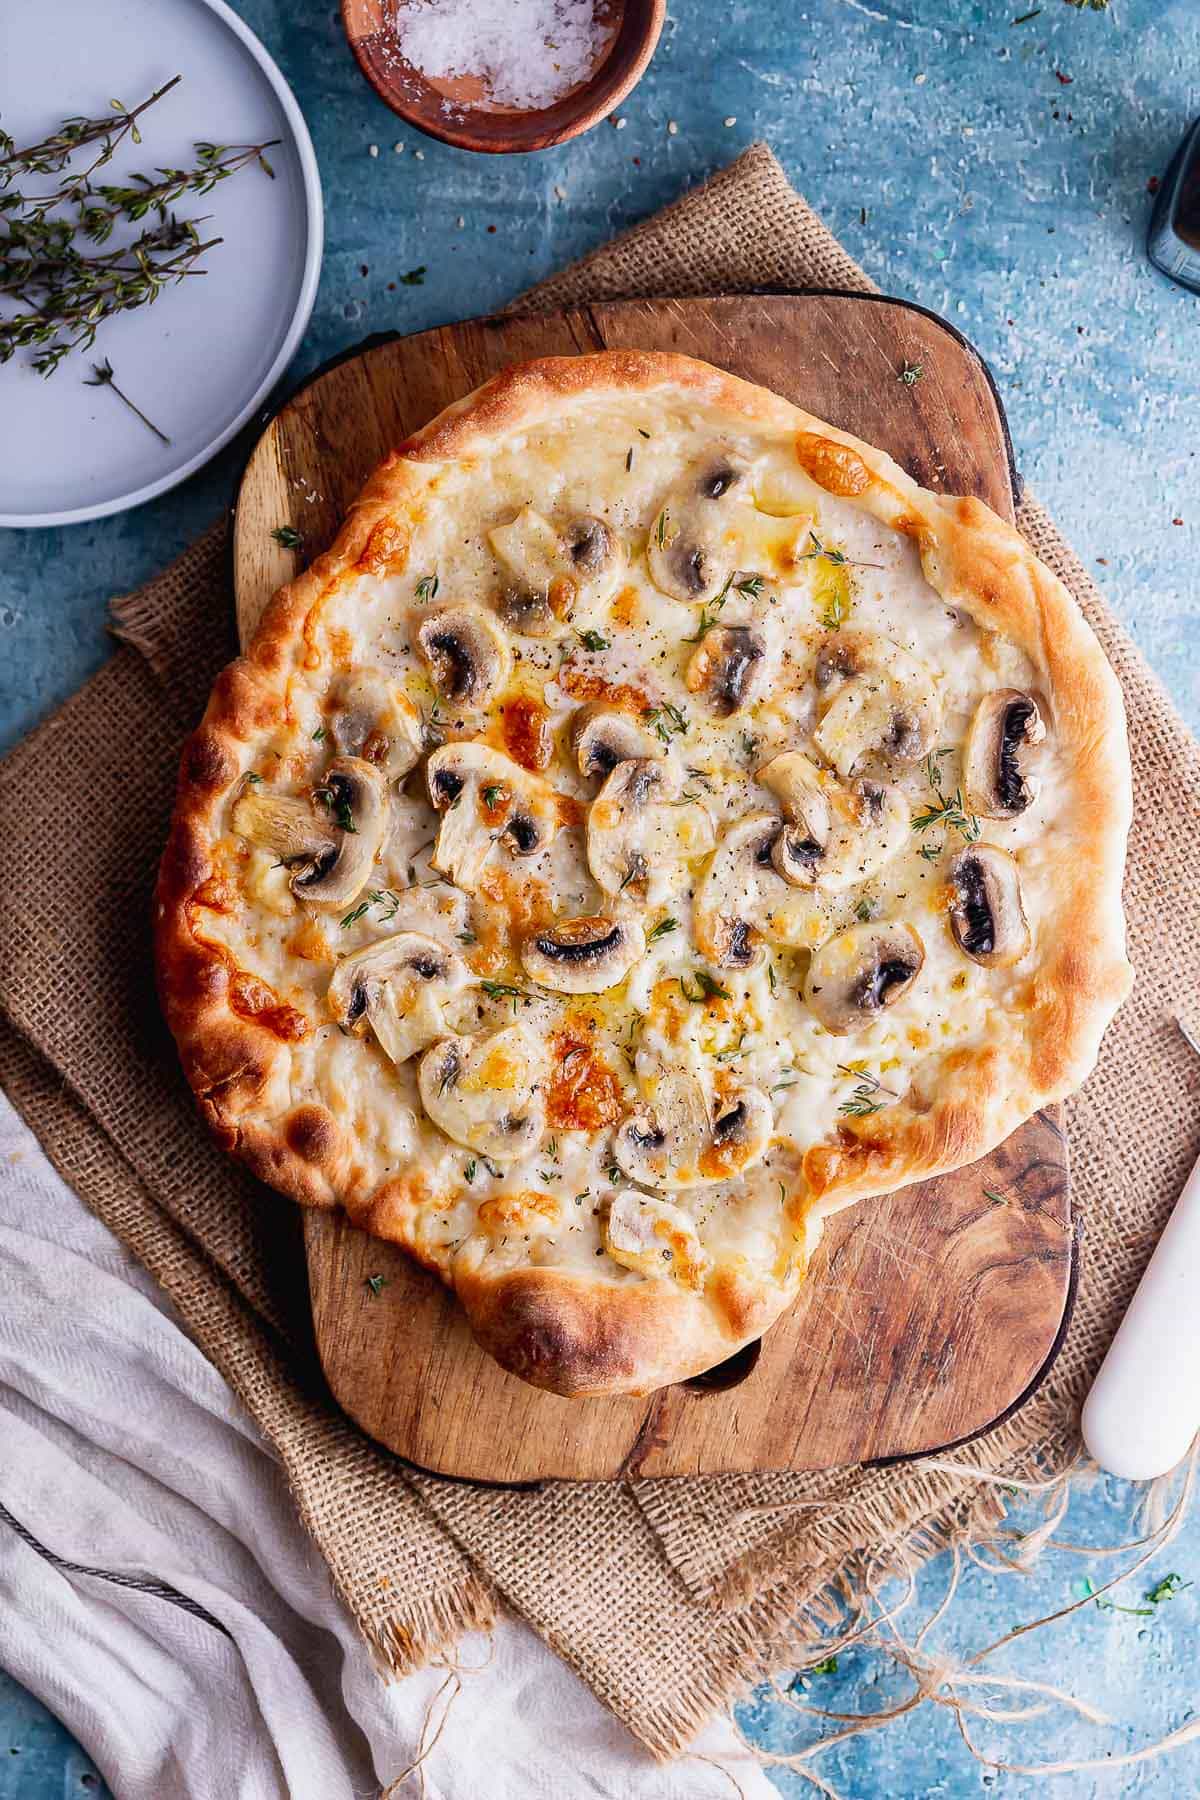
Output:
[232,294,1070,1482]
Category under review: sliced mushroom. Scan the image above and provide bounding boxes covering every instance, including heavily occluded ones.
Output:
[694,813,788,968]
[328,931,475,1064]
[613,1070,772,1191]
[685,624,767,716]
[416,603,511,710]
[231,758,387,908]
[418,1025,546,1164]
[521,915,646,994]
[947,844,1030,967]
[586,757,714,905]
[758,752,908,892]
[490,507,624,632]
[963,689,1046,820]
[805,920,925,1034]
[426,741,558,891]
[812,632,941,779]
[646,459,746,604]
[570,704,659,784]
[604,1190,708,1282]
[327,669,423,780]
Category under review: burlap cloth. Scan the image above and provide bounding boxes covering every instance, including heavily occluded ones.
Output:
[3,145,1199,1761]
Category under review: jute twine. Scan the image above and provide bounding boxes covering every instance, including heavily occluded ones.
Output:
[2,147,1199,1776]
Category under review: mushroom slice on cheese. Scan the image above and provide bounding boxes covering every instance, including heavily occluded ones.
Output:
[418,1025,546,1164]
[805,920,925,1034]
[231,758,387,908]
[327,670,424,780]
[426,742,559,892]
[328,932,475,1065]
[614,1069,772,1191]
[646,458,746,604]
[415,602,511,710]
[586,757,714,906]
[685,623,767,716]
[947,844,1030,967]
[490,506,624,633]
[570,703,660,784]
[604,1190,708,1283]
[521,915,646,995]
[694,812,789,969]
[758,751,908,893]
[812,632,941,779]
[963,689,1046,820]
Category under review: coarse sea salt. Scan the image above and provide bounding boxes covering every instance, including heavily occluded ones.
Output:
[394,0,613,111]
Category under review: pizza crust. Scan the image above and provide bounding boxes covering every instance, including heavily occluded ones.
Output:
[156,351,1132,1396]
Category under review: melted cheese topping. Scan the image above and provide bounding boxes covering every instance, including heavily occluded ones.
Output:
[201,394,1059,1302]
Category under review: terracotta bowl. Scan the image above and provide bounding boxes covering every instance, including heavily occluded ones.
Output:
[341,0,666,154]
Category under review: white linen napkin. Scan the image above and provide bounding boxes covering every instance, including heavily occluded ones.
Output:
[0,1091,772,1800]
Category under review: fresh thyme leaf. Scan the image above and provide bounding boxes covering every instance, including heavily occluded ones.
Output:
[646,917,678,944]
[464,1160,477,1183]
[925,747,953,789]
[771,1076,797,1092]
[898,361,924,386]
[767,963,777,994]
[1146,1573,1192,1606]
[414,573,439,602]
[910,786,981,842]
[798,530,883,573]
[714,1033,747,1062]
[734,574,766,599]
[642,701,688,745]
[810,1656,839,1676]
[457,928,477,945]
[399,265,426,285]
[625,446,633,472]
[1078,1577,1152,1617]
[653,509,669,550]
[679,970,730,1004]
[855,897,876,921]
[340,900,371,929]
[364,1273,388,1298]
[983,1186,1008,1205]
[314,784,357,833]
[482,784,504,807]
[312,726,325,741]
[918,839,944,863]
[481,979,529,1011]
[1012,6,1042,19]
[244,771,262,784]
[605,1162,621,1183]
[837,1063,898,1117]
[272,525,302,550]
[576,628,609,652]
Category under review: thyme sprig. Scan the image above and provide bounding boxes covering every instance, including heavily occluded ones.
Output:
[0,82,278,375]
[837,1063,899,1118]
[84,357,169,442]
[798,531,884,572]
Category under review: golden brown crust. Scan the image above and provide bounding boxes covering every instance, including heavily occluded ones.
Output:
[156,349,1133,1396]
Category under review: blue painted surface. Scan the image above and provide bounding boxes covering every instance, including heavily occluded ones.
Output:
[2,0,1199,1793]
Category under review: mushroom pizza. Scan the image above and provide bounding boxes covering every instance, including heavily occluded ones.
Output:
[156,352,1133,1396]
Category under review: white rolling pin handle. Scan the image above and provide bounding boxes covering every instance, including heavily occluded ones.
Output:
[1081,1148,1200,1481]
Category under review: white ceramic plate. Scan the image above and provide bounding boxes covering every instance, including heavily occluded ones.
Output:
[0,0,322,527]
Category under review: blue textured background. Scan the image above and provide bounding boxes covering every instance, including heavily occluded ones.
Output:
[2,1,1199,1795]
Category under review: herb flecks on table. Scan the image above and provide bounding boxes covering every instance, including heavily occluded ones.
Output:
[272,525,303,550]
[0,81,279,376]
[84,357,170,443]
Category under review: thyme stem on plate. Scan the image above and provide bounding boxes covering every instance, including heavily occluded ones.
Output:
[83,357,170,443]
[0,83,279,375]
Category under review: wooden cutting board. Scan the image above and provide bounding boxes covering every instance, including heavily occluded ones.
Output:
[232,294,1071,1483]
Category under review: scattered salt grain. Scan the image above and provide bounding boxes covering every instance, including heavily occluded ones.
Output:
[368,143,380,157]
[723,116,736,127]
[667,119,678,135]
[553,183,567,199]
[394,0,613,112]
[613,115,627,129]
[393,141,405,152]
